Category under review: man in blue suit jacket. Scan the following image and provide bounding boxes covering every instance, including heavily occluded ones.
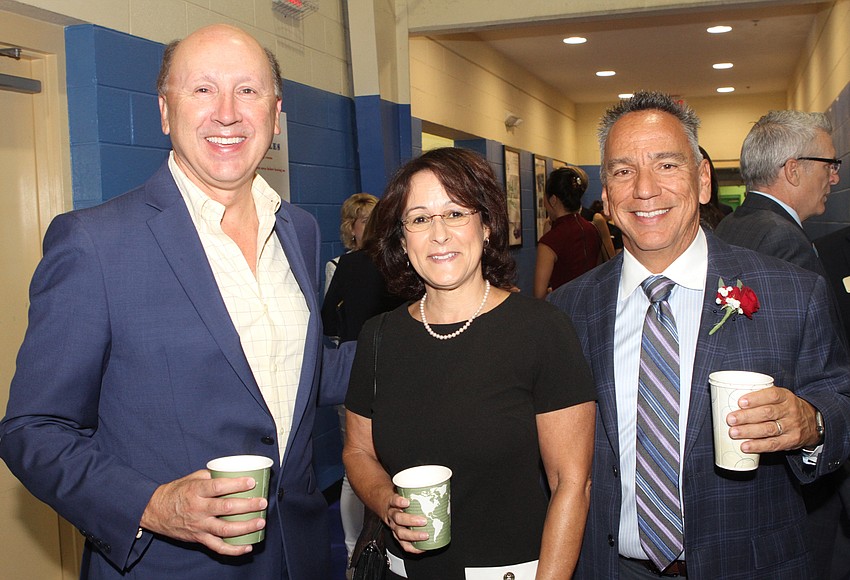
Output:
[550,91,850,579]
[0,24,353,579]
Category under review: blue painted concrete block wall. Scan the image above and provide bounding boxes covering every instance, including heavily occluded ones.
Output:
[65,24,361,491]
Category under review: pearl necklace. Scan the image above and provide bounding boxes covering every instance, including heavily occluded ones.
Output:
[419,280,491,340]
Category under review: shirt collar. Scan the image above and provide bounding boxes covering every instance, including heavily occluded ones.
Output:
[168,152,282,229]
[749,190,803,227]
[620,228,708,301]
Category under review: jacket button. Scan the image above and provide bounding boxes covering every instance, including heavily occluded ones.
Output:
[608,534,615,546]
[612,465,619,477]
[277,488,285,500]
[261,436,275,445]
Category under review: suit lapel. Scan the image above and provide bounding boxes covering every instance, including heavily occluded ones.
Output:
[272,206,322,465]
[144,168,270,414]
[592,260,624,458]
[684,234,739,458]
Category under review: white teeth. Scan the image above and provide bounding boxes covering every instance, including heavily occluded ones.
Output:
[206,136,245,145]
[431,253,457,261]
[635,209,668,218]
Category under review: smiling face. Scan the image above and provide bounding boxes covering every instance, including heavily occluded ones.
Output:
[159,25,281,202]
[401,170,490,294]
[601,110,710,272]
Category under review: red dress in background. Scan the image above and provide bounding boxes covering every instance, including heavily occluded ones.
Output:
[539,213,601,291]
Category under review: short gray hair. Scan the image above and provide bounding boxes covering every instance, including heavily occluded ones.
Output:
[156,39,282,99]
[740,110,833,190]
[597,90,702,185]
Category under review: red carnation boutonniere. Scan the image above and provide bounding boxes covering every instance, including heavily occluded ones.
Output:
[709,277,760,335]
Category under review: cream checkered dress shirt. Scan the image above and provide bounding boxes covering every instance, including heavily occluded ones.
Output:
[169,154,309,462]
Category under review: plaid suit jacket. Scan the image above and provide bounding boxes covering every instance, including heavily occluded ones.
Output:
[549,229,850,580]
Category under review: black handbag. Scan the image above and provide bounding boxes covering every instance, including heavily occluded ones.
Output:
[350,313,390,580]
[350,508,388,580]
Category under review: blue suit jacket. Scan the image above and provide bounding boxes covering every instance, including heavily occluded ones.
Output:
[0,163,354,579]
[549,231,850,579]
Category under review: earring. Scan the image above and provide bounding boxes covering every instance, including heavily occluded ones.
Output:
[484,237,490,247]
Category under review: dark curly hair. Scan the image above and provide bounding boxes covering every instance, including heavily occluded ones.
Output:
[370,147,517,300]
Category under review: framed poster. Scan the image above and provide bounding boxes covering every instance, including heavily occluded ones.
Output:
[504,147,522,247]
[533,155,549,242]
[256,112,291,201]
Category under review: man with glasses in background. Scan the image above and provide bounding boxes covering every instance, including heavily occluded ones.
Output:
[716,109,848,580]
[715,110,839,277]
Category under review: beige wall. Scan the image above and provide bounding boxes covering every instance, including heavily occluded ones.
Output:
[9,0,353,96]
[789,0,850,112]
[410,34,579,161]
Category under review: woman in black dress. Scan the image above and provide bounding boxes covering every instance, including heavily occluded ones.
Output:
[343,147,596,579]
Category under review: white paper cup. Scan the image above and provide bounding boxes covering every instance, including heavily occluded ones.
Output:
[207,455,274,545]
[392,465,452,550]
[709,371,773,471]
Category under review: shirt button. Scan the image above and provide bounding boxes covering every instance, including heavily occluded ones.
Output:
[608,534,615,547]
[261,436,275,445]
[277,489,285,500]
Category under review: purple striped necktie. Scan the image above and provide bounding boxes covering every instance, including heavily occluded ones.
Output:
[636,275,684,571]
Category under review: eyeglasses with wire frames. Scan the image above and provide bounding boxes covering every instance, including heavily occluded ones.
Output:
[401,209,479,233]
[783,156,842,174]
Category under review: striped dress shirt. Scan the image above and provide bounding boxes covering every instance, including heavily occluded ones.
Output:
[614,228,707,560]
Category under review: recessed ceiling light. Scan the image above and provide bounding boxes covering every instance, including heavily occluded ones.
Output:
[707,25,732,34]
[618,93,634,99]
[596,70,616,77]
[717,87,735,93]
[563,36,587,45]
[713,62,734,70]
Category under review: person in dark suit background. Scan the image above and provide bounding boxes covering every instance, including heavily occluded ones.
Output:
[714,110,840,277]
[549,91,850,579]
[817,227,850,343]
[715,108,848,579]
[0,24,353,579]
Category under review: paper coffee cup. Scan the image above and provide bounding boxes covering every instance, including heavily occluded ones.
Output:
[709,371,773,471]
[392,465,452,550]
[207,455,274,545]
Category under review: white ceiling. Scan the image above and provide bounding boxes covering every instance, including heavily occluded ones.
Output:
[423,2,829,104]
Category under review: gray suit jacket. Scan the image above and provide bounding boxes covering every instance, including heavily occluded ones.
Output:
[714,192,826,277]
[549,231,850,579]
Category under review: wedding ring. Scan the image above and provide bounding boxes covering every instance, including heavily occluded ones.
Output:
[774,420,783,436]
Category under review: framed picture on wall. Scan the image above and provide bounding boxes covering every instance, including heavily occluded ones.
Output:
[504,147,522,247]
[552,159,567,170]
[534,155,549,242]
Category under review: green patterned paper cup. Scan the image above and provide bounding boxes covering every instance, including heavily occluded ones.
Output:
[207,455,274,545]
[392,465,452,550]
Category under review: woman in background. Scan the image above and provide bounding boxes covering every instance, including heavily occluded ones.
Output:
[533,166,601,298]
[323,191,377,571]
[344,147,596,579]
[325,193,378,295]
